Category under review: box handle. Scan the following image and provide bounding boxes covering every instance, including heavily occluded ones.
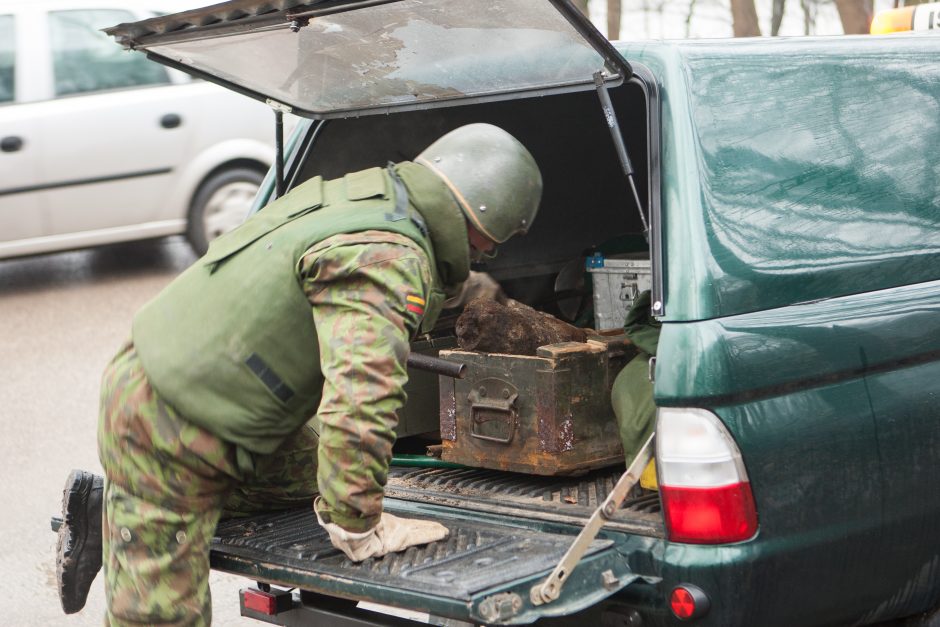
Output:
[468,379,519,444]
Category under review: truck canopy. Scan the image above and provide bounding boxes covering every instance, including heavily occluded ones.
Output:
[619,36,940,321]
[104,0,631,119]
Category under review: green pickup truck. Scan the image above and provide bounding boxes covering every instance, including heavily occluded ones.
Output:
[99,1,940,625]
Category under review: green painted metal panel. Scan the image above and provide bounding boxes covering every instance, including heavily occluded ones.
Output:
[636,278,940,624]
[611,360,940,625]
[619,36,940,321]
[654,278,940,403]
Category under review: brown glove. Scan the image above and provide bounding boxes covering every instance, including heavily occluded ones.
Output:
[316,505,449,562]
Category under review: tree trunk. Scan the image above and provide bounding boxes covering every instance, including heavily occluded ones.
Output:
[607,0,622,39]
[730,0,762,36]
[801,0,813,34]
[456,299,587,356]
[833,0,872,33]
[571,0,590,16]
[686,0,699,37]
[771,0,786,35]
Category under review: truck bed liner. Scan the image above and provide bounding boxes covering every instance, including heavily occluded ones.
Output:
[211,505,612,601]
[208,465,660,621]
[383,465,663,536]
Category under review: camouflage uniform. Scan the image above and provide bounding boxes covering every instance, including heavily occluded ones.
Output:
[610,290,661,467]
[98,231,431,626]
[302,232,432,532]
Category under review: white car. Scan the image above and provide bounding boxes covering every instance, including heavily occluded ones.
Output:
[0,0,284,258]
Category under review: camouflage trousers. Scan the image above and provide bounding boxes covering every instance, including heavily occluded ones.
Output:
[611,351,656,468]
[97,341,319,626]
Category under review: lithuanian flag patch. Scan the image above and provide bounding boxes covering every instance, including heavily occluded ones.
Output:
[406,294,426,316]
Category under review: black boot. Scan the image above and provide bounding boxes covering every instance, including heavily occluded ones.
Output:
[56,469,104,614]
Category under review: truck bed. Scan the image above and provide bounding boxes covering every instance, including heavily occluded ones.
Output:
[382,464,662,535]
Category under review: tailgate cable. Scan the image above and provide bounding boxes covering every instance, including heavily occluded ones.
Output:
[530,432,656,606]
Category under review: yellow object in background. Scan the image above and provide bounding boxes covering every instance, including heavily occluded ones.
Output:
[870,2,940,34]
[640,459,658,490]
[871,6,915,34]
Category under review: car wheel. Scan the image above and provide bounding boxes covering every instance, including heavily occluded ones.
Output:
[187,167,265,256]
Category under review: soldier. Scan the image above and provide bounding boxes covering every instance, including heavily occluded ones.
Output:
[55,123,542,624]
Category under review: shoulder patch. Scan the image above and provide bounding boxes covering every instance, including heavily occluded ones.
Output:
[406,294,426,316]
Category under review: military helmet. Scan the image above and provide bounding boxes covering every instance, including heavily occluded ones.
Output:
[416,123,542,244]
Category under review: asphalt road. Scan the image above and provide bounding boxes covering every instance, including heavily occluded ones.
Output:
[0,237,255,626]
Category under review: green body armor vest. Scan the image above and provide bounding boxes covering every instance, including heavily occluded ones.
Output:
[132,166,455,456]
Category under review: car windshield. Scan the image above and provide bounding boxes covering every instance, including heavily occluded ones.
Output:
[143,0,613,117]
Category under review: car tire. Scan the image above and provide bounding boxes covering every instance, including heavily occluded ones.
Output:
[186,166,265,256]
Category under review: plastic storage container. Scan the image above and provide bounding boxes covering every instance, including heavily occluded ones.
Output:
[586,255,653,330]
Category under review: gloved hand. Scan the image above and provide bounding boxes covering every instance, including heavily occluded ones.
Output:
[444,271,506,309]
[316,508,449,562]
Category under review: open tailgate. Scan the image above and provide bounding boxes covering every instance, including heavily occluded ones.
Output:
[212,496,650,625]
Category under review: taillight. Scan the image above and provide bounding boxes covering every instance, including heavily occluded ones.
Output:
[657,408,758,544]
[241,587,291,616]
[243,588,277,615]
[670,584,711,620]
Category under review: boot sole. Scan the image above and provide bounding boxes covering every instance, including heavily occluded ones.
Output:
[56,469,102,615]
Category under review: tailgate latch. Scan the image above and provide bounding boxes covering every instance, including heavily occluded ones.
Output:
[478,592,523,623]
[530,433,656,606]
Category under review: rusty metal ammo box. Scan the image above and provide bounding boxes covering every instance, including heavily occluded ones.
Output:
[438,338,631,476]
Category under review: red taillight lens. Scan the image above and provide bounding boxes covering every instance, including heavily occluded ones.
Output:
[657,408,759,544]
[670,587,695,619]
[661,482,758,544]
[242,589,277,615]
[670,585,710,620]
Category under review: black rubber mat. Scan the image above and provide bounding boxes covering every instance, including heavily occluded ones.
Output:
[384,465,663,535]
[212,506,613,600]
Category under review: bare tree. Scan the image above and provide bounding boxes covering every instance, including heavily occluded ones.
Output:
[771,0,786,35]
[686,0,699,37]
[731,0,762,35]
[654,0,669,34]
[571,0,622,40]
[834,0,872,33]
[800,0,818,35]
[608,0,622,39]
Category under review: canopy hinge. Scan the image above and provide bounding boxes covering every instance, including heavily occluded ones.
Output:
[266,99,293,115]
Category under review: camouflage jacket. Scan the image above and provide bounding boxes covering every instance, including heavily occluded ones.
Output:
[302,230,432,531]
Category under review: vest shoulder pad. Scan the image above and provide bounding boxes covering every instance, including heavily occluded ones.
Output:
[203,176,325,268]
[343,167,389,201]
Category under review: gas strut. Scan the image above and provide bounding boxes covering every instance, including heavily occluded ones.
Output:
[267,99,293,199]
[593,71,649,242]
